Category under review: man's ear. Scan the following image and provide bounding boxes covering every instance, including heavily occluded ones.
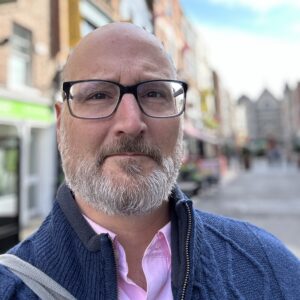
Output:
[55,102,63,143]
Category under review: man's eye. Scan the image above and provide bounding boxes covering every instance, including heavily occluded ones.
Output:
[146,91,164,98]
[84,91,113,101]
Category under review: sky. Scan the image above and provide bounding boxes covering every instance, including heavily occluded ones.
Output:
[180,0,300,100]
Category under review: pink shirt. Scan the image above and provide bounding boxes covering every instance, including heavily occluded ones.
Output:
[83,215,173,300]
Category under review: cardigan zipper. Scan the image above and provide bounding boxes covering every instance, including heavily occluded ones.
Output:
[180,202,192,300]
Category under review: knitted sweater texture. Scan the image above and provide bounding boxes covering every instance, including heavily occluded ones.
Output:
[0,184,299,299]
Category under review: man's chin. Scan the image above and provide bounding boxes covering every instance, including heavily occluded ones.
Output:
[102,157,158,178]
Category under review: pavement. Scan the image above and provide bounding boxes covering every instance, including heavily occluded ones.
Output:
[192,158,300,258]
[20,217,43,240]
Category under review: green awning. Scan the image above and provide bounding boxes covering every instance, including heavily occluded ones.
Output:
[0,98,54,123]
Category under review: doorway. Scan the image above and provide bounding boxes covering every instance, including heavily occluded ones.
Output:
[0,135,20,253]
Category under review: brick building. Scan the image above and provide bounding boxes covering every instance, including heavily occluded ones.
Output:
[0,0,60,229]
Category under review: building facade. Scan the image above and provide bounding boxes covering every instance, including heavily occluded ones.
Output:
[236,89,284,154]
[0,0,59,228]
[282,82,300,157]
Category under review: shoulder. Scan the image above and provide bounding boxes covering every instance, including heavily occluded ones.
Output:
[0,234,43,299]
[8,201,65,262]
[0,264,37,299]
[194,209,300,291]
[0,202,62,278]
[194,208,298,260]
[0,203,63,299]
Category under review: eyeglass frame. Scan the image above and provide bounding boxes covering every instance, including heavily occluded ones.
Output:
[62,79,188,120]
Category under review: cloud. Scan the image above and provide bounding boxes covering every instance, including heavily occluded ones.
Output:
[209,0,300,12]
[196,25,300,99]
[292,23,300,34]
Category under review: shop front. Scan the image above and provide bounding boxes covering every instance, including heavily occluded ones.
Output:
[0,95,56,245]
[0,131,19,252]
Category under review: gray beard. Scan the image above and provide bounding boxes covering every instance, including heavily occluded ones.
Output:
[58,124,183,216]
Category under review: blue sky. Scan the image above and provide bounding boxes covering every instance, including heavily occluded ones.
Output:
[181,0,300,41]
[180,0,300,98]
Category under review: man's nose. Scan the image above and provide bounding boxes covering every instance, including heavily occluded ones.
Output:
[112,93,147,137]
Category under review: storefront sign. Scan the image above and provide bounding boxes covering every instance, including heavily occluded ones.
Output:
[0,98,53,123]
[0,0,17,4]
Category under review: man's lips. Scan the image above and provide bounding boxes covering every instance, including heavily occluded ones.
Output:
[96,139,163,167]
[105,153,150,159]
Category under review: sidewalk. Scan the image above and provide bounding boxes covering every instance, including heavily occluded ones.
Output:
[20,217,43,240]
[220,162,240,186]
[193,159,300,258]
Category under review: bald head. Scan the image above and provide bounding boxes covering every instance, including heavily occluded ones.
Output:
[63,22,177,83]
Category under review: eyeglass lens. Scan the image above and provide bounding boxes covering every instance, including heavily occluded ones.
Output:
[68,80,185,118]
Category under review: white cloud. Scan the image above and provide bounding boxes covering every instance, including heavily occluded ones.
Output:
[197,25,300,99]
[209,0,300,12]
[292,23,300,34]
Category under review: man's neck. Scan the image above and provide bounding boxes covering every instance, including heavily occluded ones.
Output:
[76,197,170,290]
[76,197,170,238]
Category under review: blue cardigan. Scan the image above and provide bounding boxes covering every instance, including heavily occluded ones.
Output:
[0,184,299,299]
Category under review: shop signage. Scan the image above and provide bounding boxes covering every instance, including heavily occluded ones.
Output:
[0,98,53,123]
[0,0,17,4]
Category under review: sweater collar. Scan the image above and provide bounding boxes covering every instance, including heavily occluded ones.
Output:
[56,183,103,251]
[56,183,195,253]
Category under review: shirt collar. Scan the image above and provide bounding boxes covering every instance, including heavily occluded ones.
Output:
[83,214,171,253]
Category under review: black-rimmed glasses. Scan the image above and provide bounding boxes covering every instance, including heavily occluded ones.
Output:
[62,79,188,119]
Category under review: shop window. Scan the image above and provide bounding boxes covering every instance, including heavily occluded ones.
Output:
[0,139,18,200]
[8,23,33,88]
[0,134,19,253]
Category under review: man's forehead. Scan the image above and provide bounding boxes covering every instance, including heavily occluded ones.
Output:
[70,23,164,57]
[63,23,175,81]
[97,23,161,44]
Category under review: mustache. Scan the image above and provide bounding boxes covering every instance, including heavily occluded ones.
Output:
[96,136,163,166]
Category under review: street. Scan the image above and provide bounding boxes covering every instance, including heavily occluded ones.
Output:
[192,158,300,258]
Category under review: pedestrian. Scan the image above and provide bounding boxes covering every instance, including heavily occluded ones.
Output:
[0,22,299,299]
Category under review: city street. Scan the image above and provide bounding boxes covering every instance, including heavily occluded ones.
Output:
[192,159,300,258]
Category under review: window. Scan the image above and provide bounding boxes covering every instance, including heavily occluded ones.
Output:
[81,19,97,37]
[8,23,32,88]
[79,0,111,37]
[0,134,19,218]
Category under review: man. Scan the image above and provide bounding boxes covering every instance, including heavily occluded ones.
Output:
[0,22,299,300]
